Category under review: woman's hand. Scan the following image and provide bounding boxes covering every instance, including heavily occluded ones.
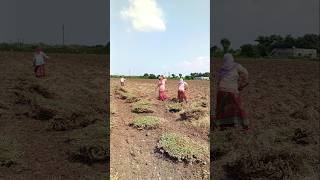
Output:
[238,83,249,91]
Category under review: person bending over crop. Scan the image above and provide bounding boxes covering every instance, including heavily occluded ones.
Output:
[156,75,168,101]
[215,53,249,130]
[177,78,188,103]
[33,47,49,78]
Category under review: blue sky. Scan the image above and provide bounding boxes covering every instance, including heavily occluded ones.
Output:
[111,0,210,76]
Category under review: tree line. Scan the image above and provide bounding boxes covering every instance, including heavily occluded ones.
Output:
[211,34,319,58]
[0,42,110,54]
[112,72,210,80]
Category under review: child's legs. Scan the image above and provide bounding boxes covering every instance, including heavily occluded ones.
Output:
[183,92,187,102]
[35,66,40,77]
[177,91,181,101]
[41,65,45,76]
[178,91,183,102]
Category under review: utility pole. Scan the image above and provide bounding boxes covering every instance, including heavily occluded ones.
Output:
[62,24,65,45]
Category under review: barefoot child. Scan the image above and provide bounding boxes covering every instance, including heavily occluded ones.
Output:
[120,76,126,86]
[33,47,49,78]
[178,78,188,103]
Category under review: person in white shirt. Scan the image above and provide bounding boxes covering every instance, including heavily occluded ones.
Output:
[215,53,249,130]
[33,47,49,78]
[120,76,126,86]
[177,78,188,103]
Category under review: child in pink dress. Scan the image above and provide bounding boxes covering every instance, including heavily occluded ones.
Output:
[156,75,168,101]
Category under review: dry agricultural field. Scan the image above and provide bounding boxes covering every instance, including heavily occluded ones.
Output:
[212,58,320,179]
[0,52,109,179]
[110,78,210,179]
[2,52,318,180]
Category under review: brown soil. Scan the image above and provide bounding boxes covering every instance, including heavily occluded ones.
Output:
[211,58,320,180]
[0,52,108,180]
[110,78,210,179]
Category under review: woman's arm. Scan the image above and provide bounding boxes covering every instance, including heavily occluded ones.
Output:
[41,52,50,59]
[238,65,249,91]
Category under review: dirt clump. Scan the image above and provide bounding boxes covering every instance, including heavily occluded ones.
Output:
[131,100,154,113]
[291,128,315,145]
[115,87,140,103]
[31,106,56,121]
[130,116,161,130]
[224,149,309,180]
[69,145,108,165]
[49,113,98,131]
[0,135,21,168]
[14,91,31,105]
[180,108,207,120]
[167,102,183,113]
[156,132,209,164]
[29,84,55,99]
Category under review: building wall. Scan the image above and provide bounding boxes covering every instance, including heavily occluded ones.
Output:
[195,77,210,80]
[293,48,317,59]
[271,48,293,58]
[272,48,318,59]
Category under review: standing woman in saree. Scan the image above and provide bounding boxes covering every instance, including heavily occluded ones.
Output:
[156,75,168,101]
[215,53,249,130]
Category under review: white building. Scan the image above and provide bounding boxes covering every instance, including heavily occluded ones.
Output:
[194,77,210,80]
[271,47,318,59]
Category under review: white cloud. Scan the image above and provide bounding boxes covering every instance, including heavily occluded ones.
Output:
[179,56,210,73]
[162,56,210,75]
[120,0,166,32]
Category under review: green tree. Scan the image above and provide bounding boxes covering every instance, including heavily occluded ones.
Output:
[255,36,273,57]
[220,38,231,54]
[185,75,192,80]
[210,46,218,56]
[283,35,295,48]
[240,44,255,57]
[148,74,157,79]
[143,73,149,78]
